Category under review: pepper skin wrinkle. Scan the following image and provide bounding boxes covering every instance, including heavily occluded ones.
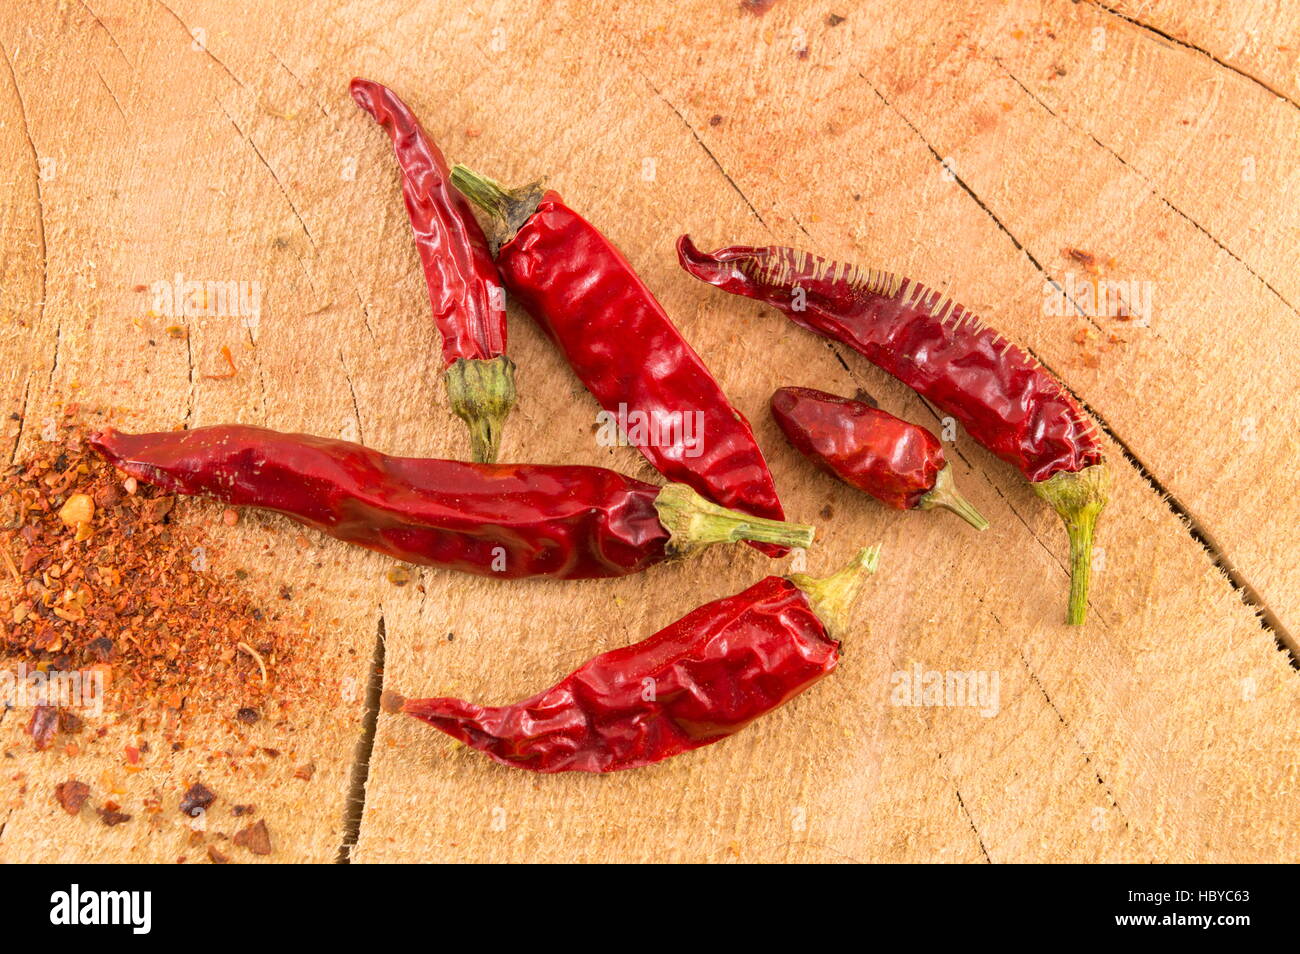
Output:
[770,387,987,529]
[450,165,787,555]
[88,426,813,581]
[350,79,516,462]
[403,547,879,772]
[678,238,1102,480]
[680,237,1106,624]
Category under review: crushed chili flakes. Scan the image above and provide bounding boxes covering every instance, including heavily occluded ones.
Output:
[232,818,272,855]
[1,416,307,729]
[27,705,59,750]
[180,782,216,817]
[1063,247,1104,276]
[3,415,344,860]
[55,778,90,814]
[203,345,238,380]
[97,804,132,826]
[59,709,84,734]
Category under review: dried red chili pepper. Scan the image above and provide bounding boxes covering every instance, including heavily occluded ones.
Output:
[771,386,987,530]
[448,165,788,556]
[678,238,1107,624]
[350,79,515,462]
[88,426,813,580]
[400,546,879,772]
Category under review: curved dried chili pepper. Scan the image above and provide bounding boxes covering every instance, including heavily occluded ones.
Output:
[771,386,987,530]
[88,426,813,580]
[679,238,1107,624]
[447,165,789,556]
[400,546,879,772]
[350,79,516,463]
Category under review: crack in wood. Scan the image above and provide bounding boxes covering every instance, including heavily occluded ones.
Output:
[336,612,385,863]
[243,323,269,419]
[8,376,32,465]
[270,51,337,125]
[90,64,129,123]
[857,69,1296,662]
[860,72,1104,336]
[354,292,378,343]
[77,0,132,67]
[1008,638,1130,825]
[182,321,195,427]
[952,782,993,862]
[337,347,365,445]
[634,68,770,230]
[1081,0,1300,113]
[0,39,53,421]
[988,55,1297,316]
[152,0,249,93]
[218,101,319,250]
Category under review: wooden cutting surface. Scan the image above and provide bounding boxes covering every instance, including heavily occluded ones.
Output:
[1,0,1297,863]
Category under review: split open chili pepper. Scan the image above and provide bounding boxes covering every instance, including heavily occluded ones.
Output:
[448,165,789,556]
[771,386,987,530]
[399,546,879,772]
[88,426,813,580]
[679,238,1107,624]
[350,79,516,462]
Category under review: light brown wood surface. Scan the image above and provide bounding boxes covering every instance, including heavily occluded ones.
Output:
[1,0,1296,863]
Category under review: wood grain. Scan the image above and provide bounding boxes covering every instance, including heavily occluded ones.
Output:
[1,0,1295,863]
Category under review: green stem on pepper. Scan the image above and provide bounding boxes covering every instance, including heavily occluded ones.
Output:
[450,164,545,245]
[788,544,881,639]
[1032,463,1108,626]
[653,483,813,558]
[445,355,517,463]
[918,464,989,531]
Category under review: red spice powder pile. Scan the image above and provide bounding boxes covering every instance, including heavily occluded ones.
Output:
[0,411,305,743]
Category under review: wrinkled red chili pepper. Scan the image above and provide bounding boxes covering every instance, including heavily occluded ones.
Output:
[447,165,789,556]
[88,426,813,580]
[350,79,515,462]
[771,386,987,530]
[400,546,879,772]
[678,238,1107,624]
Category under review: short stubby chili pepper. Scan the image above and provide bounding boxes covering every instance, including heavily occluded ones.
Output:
[350,79,516,463]
[447,165,789,557]
[88,426,813,580]
[679,238,1107,625]
[771,387,988,530]
[398,546,879,772]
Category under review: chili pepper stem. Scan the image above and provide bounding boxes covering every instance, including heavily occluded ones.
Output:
[917,464,989,531]
[653,483,814,558]
[450,164,545,244]
[445,355,518,463]
[1032,463,1109,626]
[788,545,881,640]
